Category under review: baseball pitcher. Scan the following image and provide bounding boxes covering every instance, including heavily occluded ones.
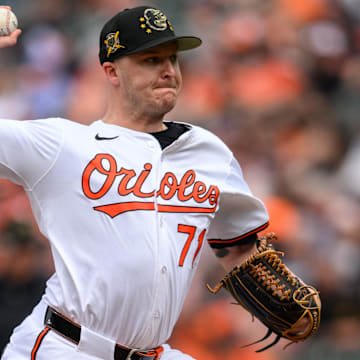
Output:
[0,5,320,360]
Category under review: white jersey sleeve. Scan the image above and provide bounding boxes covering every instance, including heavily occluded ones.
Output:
[206,155,269,248]
[0,118,63,189]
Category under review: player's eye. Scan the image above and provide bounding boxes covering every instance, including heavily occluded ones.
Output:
[169,54,178,63]
[145,57,160,64]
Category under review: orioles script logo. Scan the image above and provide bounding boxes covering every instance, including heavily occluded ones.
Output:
[82,154,220,218]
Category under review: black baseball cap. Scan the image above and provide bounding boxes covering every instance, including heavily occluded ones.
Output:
[99,6,202,64]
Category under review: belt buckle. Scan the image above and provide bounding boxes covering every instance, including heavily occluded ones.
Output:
[125,348,140,360]
[125,346,163,360]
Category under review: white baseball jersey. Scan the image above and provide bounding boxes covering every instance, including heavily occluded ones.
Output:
[0,118,268,350]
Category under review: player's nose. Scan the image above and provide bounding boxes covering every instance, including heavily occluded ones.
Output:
[161,58,177,79]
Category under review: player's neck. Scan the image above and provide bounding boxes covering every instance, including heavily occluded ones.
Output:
[102,107,168,133]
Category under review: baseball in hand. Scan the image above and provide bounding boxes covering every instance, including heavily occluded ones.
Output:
[0,8,18,36]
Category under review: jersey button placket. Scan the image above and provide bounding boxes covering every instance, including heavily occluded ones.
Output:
[153,311,161,319]
[159,216,164,227]
[147,149,164,333]
[147,139,158,150]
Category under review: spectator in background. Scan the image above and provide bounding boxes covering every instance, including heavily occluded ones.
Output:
[0,221,47,353]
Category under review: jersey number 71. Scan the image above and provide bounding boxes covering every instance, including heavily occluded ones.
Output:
[177,224,206,268]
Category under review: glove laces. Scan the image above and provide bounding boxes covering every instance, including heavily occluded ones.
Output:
[246,234,298,301]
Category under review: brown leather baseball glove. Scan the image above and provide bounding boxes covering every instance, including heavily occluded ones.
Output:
[207,233,321,352]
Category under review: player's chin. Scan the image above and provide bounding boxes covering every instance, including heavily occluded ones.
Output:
[159,89,178,101]
[157,94,178,112]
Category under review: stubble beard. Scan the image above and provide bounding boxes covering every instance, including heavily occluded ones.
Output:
[153,92,177,118]
[125,87,177,121]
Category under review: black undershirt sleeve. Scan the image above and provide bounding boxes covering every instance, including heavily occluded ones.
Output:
[209,233,258,249]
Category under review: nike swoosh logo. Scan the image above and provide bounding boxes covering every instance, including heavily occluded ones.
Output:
[95,134,119,141]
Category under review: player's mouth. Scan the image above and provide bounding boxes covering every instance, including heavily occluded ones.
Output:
[154,83,177,89]
[155,86,176,91]
[153,87,178,96]
[154,80,177,90]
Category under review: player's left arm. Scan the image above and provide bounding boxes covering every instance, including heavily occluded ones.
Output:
[205,152,320,350]
[212,238,256,272]
[208,233,321,351]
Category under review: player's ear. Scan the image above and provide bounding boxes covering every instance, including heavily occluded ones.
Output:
[102,62,121,86]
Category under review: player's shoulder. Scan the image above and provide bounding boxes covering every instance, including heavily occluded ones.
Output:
[33,117,88,128]
[29,117,95,135]
[25,117,89,127]
[19,117,93,142]
[177,121,233,153]
[20,117,75,131]
[188,123,223,141]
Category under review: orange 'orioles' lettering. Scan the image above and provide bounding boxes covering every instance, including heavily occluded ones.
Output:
[82,154,219,217]
[158,172,178,200]
[82,154,118,199]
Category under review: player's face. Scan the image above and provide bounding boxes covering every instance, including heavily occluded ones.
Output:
[115,42,182,119]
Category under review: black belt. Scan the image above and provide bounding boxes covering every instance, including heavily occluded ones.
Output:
[44,306,163,360]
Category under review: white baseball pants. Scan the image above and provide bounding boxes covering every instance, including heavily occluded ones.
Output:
[1,299,196,360]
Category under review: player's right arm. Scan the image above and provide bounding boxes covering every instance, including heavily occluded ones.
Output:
[0,119,64,189]
[0,6,21,48]
[0,29,21,48]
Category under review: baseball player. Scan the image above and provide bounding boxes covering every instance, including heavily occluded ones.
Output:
[0,5,273,360]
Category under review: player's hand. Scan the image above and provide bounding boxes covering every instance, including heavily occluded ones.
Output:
[0,6,21,48]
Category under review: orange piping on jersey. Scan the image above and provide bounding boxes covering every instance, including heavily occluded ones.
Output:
[208,222,270,245]
[31,327,51,360]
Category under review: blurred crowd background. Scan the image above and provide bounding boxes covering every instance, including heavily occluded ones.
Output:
[1,0,360,359]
